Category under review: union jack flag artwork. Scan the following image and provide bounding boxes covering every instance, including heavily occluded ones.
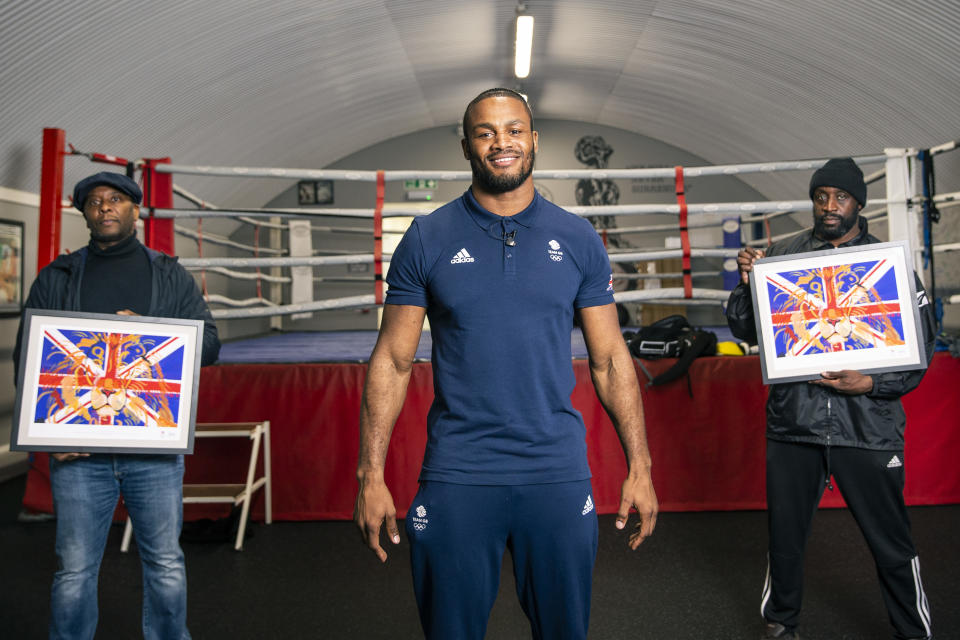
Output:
[764,257,905,358]
[34,328,185,427]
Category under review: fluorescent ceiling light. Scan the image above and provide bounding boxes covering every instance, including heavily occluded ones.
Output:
[515,15,534,79]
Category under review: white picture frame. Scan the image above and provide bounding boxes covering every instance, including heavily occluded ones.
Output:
[11,310,203,454]
[749,241,925,384]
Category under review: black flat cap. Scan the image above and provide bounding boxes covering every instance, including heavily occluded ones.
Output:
[73,172,143,211]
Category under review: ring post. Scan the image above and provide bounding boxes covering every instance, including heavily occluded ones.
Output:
[38,127,66,271]
[142,157,175,255]
[884,148,923,276]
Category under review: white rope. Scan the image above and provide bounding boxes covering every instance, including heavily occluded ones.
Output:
[566,200,876,217]
[174,225,286,254]
[186,266,291,283]
[185,266,372,285]
[156,154,888,182]
[313,276,375,283]
[934,243,960,253]
[933,191,960,206]
[158,148,953,321]
[211,294,376,319]
[150,207,414,220]
[181,254,377,268]
[614,271,718,280]
[204,294,278,308]
[605,216,726,235]
[930,140,958,156]
[182,248,739,270]
[172,184,217,210]
[614,288,730,304]
[151,199,890,221]
[609,249,737,262]
[606,207,799,234]
[208,288,733,319]
[309,225,371,235]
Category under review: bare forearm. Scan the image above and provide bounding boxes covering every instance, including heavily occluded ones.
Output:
[590,350,652,473]
[356,356,414,480]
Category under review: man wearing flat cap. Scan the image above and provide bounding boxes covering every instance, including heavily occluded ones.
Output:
[726,158,936,640]
[14,171,220,639]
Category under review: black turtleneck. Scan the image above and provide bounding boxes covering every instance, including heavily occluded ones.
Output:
[80,233,152,315]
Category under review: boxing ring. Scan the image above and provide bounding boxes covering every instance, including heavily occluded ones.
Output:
[20,129,960,520]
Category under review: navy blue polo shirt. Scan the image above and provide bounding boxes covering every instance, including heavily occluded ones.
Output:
[386,189,614,485]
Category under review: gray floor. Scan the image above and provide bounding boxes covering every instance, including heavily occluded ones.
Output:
[1,473,957,639]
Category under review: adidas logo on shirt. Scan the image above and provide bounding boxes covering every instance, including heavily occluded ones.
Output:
[887,455,903,468]
[582,495,594,515]
[450,248,475,264]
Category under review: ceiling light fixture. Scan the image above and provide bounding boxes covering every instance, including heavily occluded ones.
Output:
[514,13,534,79]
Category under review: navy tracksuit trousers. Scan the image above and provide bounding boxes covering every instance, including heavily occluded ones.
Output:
[762,439,932,639]
[405,479,598,640]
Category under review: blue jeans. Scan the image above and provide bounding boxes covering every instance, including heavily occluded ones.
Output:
[49,454,190,640]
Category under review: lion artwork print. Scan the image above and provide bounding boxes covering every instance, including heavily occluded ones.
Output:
[764,257,907,358]
[35,327,186,427]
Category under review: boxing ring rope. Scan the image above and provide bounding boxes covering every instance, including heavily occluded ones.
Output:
[37,128,960,323]
[154,155,889,181]
[151,151,958,317]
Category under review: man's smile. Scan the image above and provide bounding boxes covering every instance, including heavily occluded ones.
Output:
[489,154,520,168]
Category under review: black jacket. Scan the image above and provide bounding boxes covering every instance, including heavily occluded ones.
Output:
[726,217,936,450]
[13,239,220,375]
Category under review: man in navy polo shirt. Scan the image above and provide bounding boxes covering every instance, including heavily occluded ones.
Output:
[354,88,658,639]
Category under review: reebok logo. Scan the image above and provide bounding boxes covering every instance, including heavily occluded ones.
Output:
[451,248,475,264]
[582,495,594,515]
[887,455,903,468]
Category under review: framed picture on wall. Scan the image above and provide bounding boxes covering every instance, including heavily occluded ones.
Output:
[11,310,204,454]
[297,180,334,205]
[315,179,334,205]
[297,181,316,205]
[749,241,926,384]
[0,218,24,316]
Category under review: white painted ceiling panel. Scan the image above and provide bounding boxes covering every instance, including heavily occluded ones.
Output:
[0,0,957,207]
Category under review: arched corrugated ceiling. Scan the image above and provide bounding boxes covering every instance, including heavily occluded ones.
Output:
[1,0,957,207]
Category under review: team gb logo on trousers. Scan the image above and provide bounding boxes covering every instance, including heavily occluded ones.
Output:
[412,504,429,531]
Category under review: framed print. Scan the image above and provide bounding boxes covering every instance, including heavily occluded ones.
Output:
[314,179,334,205]
[297,180,316,205]
[11,310,204,454]
[0,218,24,315]
[749,241,925,384]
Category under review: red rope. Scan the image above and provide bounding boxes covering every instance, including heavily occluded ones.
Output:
[374,171,385,305]
[674,166,692,298]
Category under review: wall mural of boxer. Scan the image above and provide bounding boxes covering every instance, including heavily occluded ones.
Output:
[574,135,638,308]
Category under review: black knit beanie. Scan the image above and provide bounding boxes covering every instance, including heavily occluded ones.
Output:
[808,157,866,207]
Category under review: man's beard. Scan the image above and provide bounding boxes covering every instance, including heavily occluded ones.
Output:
[469,149,535,194]
[814,213,858,240]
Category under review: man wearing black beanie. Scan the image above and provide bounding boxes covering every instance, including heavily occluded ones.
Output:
[14,171,220,639]
[725,159,936,640]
